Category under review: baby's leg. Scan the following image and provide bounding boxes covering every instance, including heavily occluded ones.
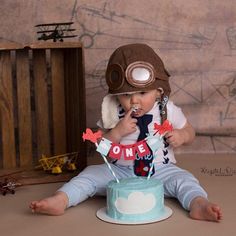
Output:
[58,164,125,207]
[29,163,130,215]
[154,164,222,222]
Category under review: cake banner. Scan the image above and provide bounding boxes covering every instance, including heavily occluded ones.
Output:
[97,136,162,160]
[82,120,173,181]
[107,140,151,160]
[83,120,173,161]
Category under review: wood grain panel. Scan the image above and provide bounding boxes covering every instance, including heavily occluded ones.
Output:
[51,49,66,154]
[33,50,50,158]
[0,51,16,168]
[64,48,87,169]
[16,49,32,166]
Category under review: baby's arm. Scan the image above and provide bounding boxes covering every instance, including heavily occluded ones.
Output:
[165,121,195,148]
[103,109,137,143]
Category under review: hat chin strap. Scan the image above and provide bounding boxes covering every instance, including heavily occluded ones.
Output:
[101,94,120,129]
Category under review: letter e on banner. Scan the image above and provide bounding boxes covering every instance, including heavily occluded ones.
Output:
[109,143,122,159]
[136,140,150,157]
[124,144,136,160]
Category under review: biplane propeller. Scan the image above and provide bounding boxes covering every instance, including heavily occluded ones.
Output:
[35,22,77,42]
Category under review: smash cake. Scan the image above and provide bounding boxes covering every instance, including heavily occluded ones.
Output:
[82,125,173,224]
[97,177,172,224]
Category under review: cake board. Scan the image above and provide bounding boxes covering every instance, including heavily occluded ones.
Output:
[96,206,173,225]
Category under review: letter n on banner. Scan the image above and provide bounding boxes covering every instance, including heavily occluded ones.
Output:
[124,144,136,160]
[109,143,122,159]
[136,140,150,157]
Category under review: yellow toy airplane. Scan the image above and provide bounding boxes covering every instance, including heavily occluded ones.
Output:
[37,152,79,174]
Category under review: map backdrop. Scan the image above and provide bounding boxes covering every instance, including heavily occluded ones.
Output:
[0,0,235,153]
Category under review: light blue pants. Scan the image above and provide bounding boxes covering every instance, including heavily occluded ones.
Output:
[58,163,207,211]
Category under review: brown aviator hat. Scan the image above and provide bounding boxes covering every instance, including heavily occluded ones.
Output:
[106,43,171,96]
[101,44,171,129]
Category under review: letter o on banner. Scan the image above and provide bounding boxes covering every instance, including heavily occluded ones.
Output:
[109,143,122,159]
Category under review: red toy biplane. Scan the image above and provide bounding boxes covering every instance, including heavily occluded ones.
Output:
[35,22,77,42]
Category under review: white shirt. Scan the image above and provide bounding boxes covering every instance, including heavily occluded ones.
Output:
[98,100,187,166]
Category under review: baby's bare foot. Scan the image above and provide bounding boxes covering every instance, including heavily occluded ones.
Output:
[29,191,68,216]
[189,197,222,222]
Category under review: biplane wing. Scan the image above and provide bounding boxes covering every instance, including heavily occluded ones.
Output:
[36,29,76,34]
[35,22,77,42]
[35,22,74,27]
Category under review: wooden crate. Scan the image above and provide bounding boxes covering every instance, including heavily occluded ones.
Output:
[0,42,87,172]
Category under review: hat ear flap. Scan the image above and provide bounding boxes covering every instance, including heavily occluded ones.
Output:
[101,94,120,129]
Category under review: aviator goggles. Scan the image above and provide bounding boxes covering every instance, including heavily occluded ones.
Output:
[106,61,156,92]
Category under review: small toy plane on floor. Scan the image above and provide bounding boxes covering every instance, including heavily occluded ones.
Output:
[35,22,77,42]
[0,178,22,195]
[36,152,79,174]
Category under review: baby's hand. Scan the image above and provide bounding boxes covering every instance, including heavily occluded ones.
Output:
[103,109,137,143]
[165,129,185,148]
[114,109,137,137]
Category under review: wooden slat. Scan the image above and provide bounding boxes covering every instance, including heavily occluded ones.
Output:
[33,50,50,157]
[51,49,66,154]
[0,51,16,168]
[16,49,32,166]
[0,168,80,185]
[76,47,87,169]
[28,42,82,50]
[64,48,87,169]
[0,42,23,51]
[64,49,75,152]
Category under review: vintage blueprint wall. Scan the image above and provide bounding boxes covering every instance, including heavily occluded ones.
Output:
[0,0,235,153]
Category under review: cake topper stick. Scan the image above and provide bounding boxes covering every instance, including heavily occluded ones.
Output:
[146,136,162,180]
[95,143,120,183]
[147,120,173,180]
[83,128,120,183]
[147,160,155,180]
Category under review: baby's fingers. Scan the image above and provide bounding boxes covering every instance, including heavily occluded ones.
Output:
[124,108,134,118]
[165,131,173,139]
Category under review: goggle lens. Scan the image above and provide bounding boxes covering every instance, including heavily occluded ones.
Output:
[131,67,151,83]
[126,61,155,87]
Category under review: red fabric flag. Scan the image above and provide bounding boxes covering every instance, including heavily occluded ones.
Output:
[154,120,173,135]
[136,140,150,157]
[82,128,102,143]
[123,144,136,160]
[109,143,122,159]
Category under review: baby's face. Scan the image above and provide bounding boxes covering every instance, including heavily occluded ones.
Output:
[117,89,161,117]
